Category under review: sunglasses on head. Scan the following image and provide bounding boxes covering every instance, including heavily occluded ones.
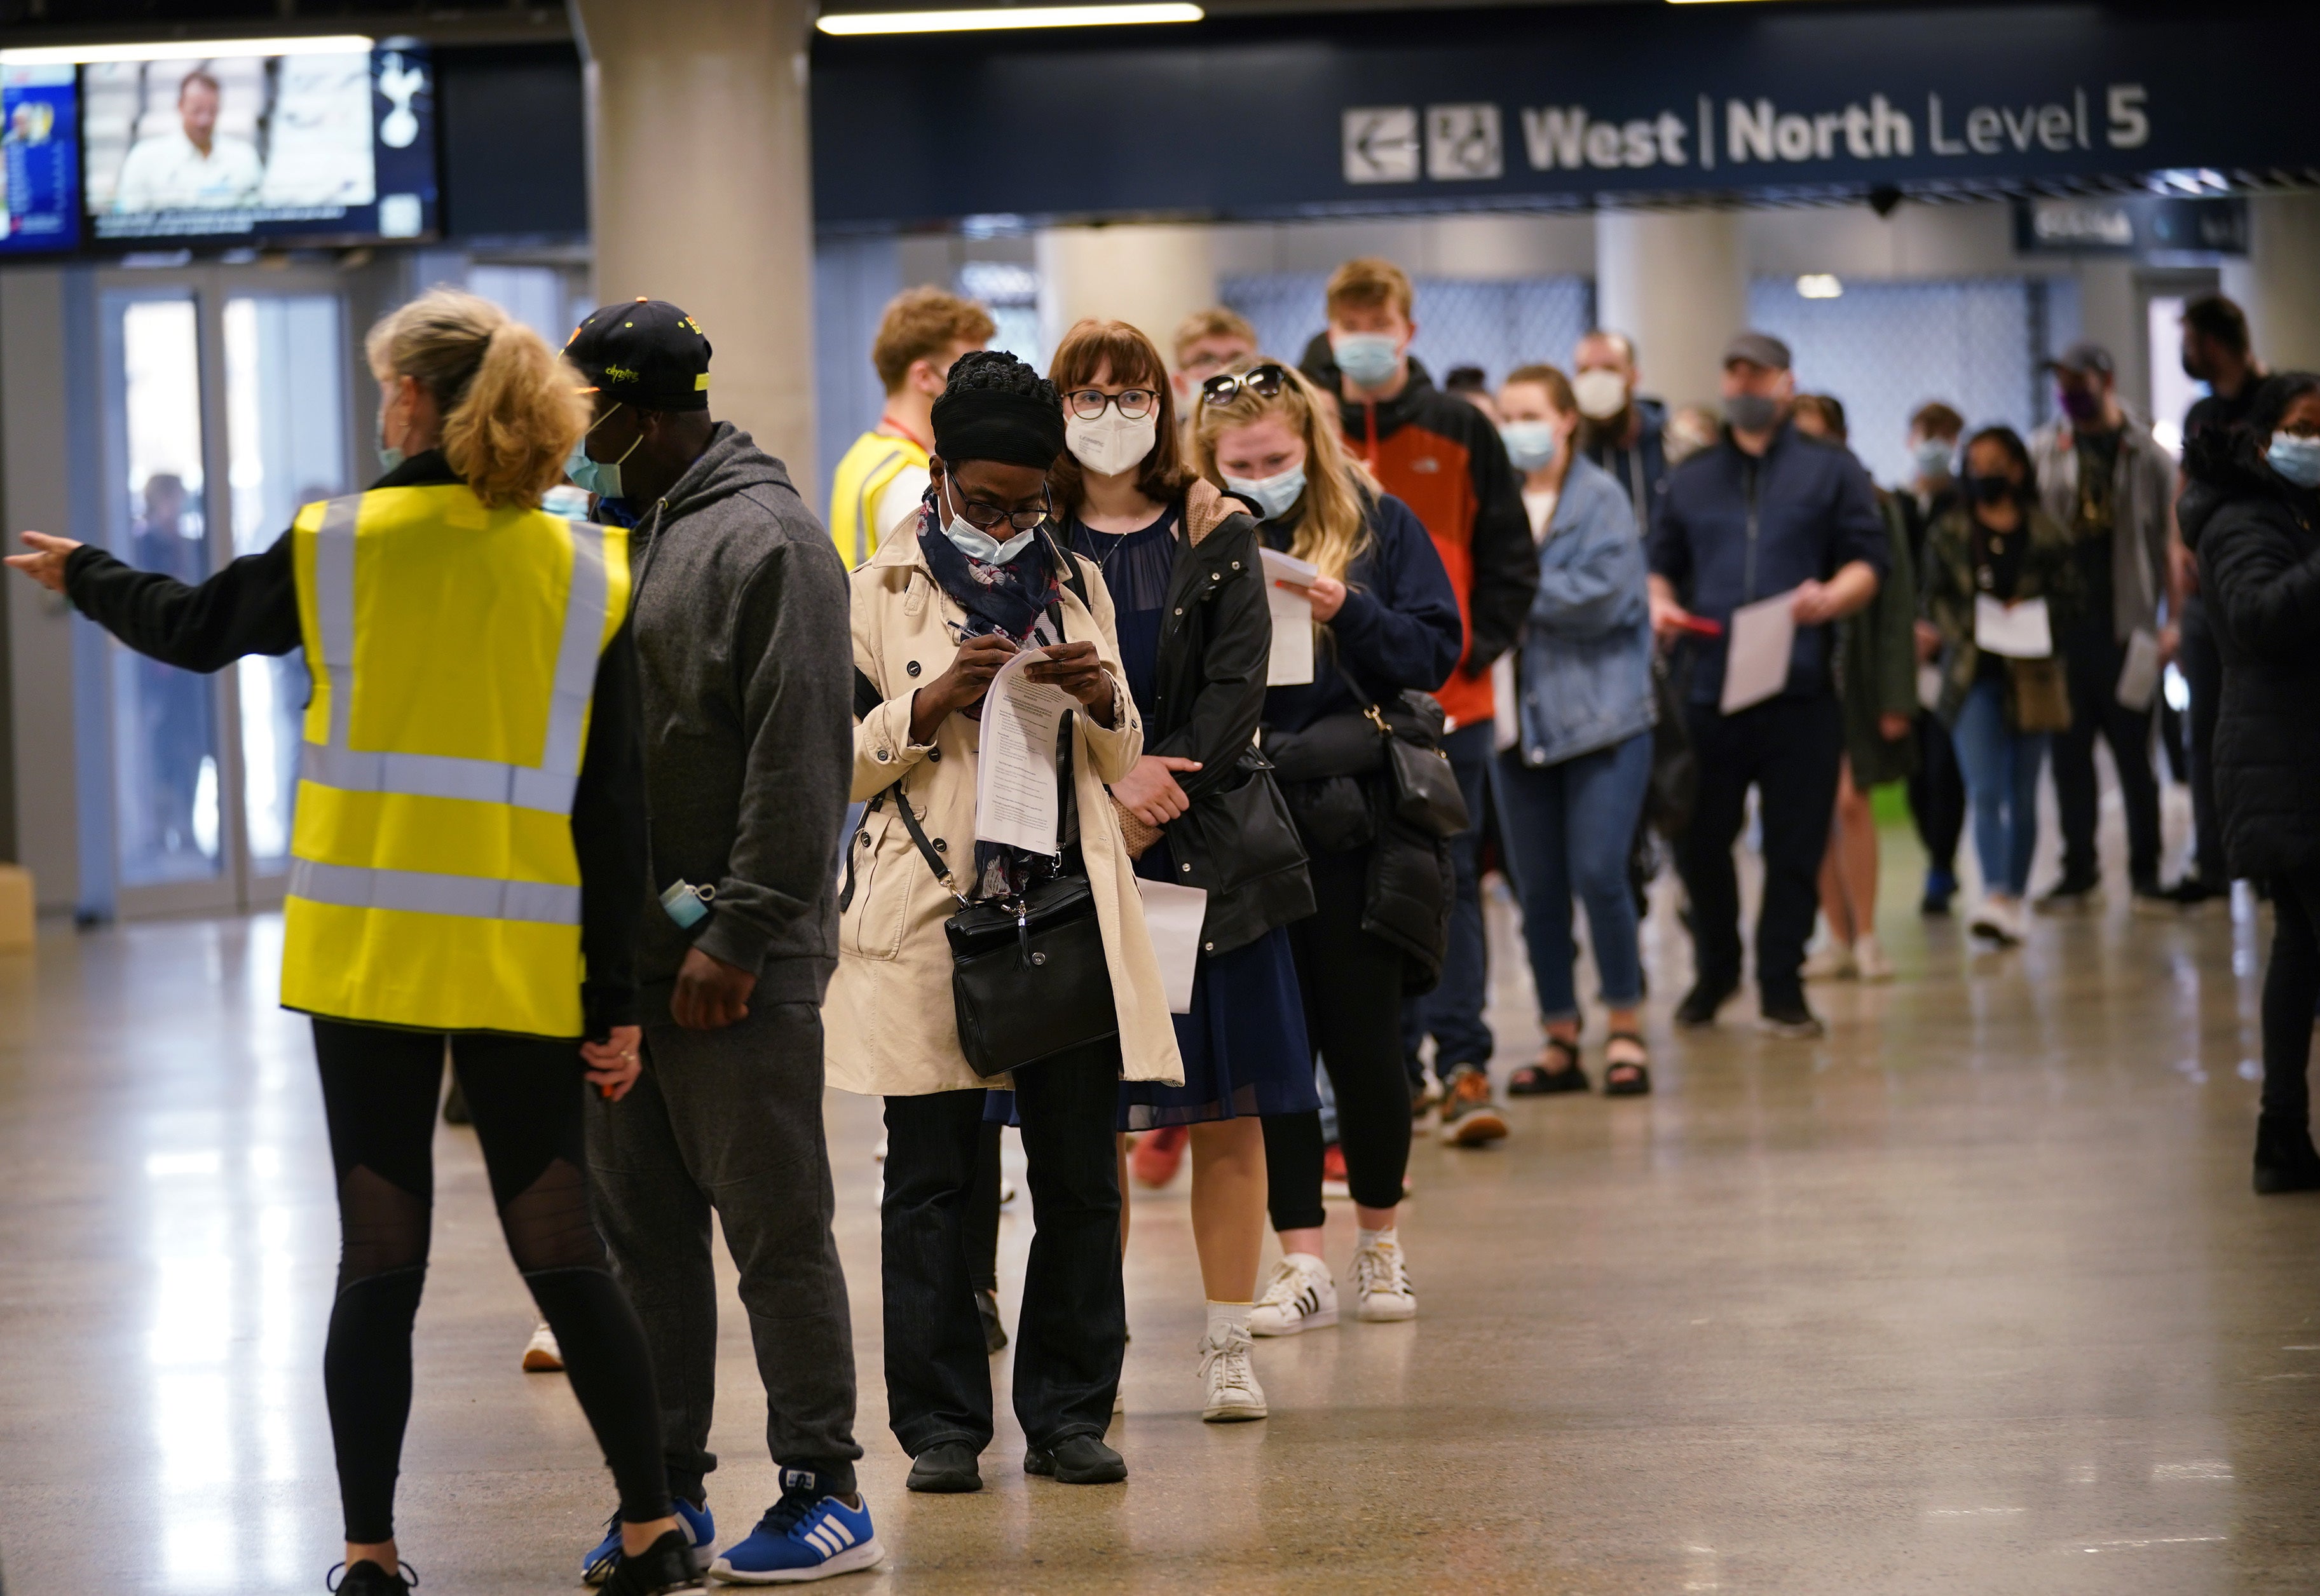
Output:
[1199,363,1291,407]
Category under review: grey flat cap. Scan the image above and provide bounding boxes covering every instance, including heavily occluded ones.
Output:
[1722,331,1792,371]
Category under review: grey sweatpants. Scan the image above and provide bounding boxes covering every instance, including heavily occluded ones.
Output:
[583,999,862,1501]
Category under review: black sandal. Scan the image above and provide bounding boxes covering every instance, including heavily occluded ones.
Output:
[1508,1035,1590,1095]
[1601,1032,1652,1096]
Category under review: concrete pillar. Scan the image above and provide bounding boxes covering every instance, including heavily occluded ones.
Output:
[573,0,819,501]
[2236,191,2320,372]
[2069,258,2145,416]
[1035,224,1218,365]
[1593,208,1747,412]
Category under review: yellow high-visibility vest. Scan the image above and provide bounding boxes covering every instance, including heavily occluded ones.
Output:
[283,483,632,1038]
[828,428,927,569]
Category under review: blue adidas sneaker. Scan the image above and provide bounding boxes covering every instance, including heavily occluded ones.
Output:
[708,1470,883,1584]
[583,1496,715,1586]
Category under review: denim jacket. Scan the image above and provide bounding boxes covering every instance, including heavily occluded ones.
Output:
[1511,454,1656,767]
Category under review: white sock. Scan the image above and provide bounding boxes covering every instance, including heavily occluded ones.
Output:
[1206,1300,1252,1340]
[1283,1248,1326,1269]
[1357,1225,1397,1252]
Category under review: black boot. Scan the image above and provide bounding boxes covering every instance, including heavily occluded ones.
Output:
[2253,1113,2320,1196]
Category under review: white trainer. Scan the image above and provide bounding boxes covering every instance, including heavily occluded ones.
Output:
[1198,1326,1268,1422]
[1853,933,1896,983]
[1969,894,2023,946]
[1801,940,1857,981]
[1351,1236,1417,1323]
[1250,1253,1338,1337]
[521,1318,563,1373]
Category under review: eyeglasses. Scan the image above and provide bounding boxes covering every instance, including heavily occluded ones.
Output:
[947,480,1052,533]
[1199,364,1290,407]
[1065,387,1159,421]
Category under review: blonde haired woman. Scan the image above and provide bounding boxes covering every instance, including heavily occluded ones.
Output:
[8,289,700,1596]
[1190,361,1462,1332]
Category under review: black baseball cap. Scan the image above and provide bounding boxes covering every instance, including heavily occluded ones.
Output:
[564,297,713,412]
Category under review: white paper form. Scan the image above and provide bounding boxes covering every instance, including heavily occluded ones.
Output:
[974,647,1074,854]
[1260,547,1318,687]
[2115,625,2161,710]
[1973,594,2052,659]
[1133,877,1209,1014]
[1719,589,1798,714]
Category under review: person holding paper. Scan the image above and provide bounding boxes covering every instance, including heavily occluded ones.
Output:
[1921,427,2080,947]
[1646,332,1888,1039]
[1047,318,1318,1426]
[830,350,1182,1495]
[1194,360,1464,1334]
[2029,343,2178,913]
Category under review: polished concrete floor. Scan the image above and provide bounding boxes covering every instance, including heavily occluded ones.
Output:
[4,807,2319,1595]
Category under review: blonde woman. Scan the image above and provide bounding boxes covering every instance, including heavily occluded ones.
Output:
[8,290,700,1595]
[1191,361,1462,1332]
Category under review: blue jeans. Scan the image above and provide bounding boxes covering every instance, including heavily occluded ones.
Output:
[1401,721,1496,1075]
[1949,676,2049,897]
[1495,731,1653,1023]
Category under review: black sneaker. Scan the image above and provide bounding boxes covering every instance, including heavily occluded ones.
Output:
[975,1286,1009,1354]
[1024,1434,1127,1483]
[907,1440,983,1494]
[2254,1115,2320,1196]
[599,1530,705,1596]
[2167,876,2231,910]
[1674,983,1735,1029]
[329,1562,414,1595]
[1756,998,1825,1039]
[2130,880,2178,917]
[2037,878,2103,915]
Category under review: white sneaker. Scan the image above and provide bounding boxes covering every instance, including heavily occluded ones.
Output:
[1801,940,1857,981]
[1351,1236,1417,1322]
[1198,1326,1268,1422]
[1852,933,1895,983]
[1250,1253,1338,1337]
[1969,894,2022,946]
[521,1319,563,1372]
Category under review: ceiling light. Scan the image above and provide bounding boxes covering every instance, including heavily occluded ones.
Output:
[0,34,372,64]
[1796,273,1843,299]
[817,4,1201,35]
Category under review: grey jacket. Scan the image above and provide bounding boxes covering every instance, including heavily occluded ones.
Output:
[627,423,852,1010]
[2030,411,2175,643]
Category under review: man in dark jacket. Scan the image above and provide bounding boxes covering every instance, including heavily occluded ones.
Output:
[1571,329,1670,535]
[1308,257,1536,1144]
[564,303,875,1583]
[1648,332,1889,1039]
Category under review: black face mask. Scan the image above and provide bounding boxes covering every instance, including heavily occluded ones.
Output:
[1967,473,2016,506]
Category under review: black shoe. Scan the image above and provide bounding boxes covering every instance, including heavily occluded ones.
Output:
[1024,1434,1126,1484]
[907,1441,984,1494]
[2037,878,2103,915]
[2167,876,2231,910]
[1674,982,1735,1029]
[2130,880,2177,917]
[329,1562,414,1595]
[1756,998,1825,1039]
[975,1286,1009,1354]
[2254,1115,2320,1196]
[599,1531,704,1596]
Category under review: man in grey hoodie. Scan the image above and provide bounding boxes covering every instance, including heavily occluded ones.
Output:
[564,302,880,1585]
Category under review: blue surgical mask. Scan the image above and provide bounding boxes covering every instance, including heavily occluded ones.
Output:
[1912,437,1955,480]
[2267,432,2320,489]
[1331,332,1400,390]
[1223,465,1307,522]
[567,405,641,501]
[939,479,1038,564]
[376,409,402,475]
[1499,421,1562,474]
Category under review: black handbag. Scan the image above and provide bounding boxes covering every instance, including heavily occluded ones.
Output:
[1168,747,1308,894]
[1339,669,1468,839]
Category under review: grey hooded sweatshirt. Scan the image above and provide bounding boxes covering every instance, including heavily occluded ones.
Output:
[626,422,852,1011]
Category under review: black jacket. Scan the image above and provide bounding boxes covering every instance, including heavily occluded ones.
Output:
[1141,484,1315,953]
[62,452,646,1034]
[2180,445,2320,879]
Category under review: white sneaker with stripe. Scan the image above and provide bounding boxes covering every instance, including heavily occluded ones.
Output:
[1249,1253,1337,1337]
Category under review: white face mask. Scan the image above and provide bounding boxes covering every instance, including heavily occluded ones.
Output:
[939,478,1037,565]
[1064,409,1158,478]
[1571,368,1629,422]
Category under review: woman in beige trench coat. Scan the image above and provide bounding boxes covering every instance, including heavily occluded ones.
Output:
[825,352,1181,1496]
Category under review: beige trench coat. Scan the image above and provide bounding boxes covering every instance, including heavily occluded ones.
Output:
[824,531,1186,1097]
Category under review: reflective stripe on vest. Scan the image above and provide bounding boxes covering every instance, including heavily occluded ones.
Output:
[829,431,925,570]
[289,857,580,925]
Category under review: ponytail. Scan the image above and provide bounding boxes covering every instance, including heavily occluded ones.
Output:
[365,289,589,510]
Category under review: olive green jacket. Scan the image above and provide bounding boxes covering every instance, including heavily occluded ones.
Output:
[1834,491,1922,786]
[1923,502,2082,733]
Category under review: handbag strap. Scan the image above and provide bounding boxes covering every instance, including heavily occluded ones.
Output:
[1333,660,1397,742]
[842,665,966,910]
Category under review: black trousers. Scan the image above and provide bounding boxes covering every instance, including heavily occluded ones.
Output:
[2052,625,2164,890]
[2263,868,2320,1124]
[1907,708,1967,882]
[1677,693,1845,1010]
[1265,845,1415,1231]
[2179,597,2228,887]
[313,1019,668,1543]
[881,1040,1123,1456]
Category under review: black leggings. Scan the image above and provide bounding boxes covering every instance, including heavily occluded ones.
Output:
[2263,869,2320,1125]
[1264,847,1414,1230]
[313,1018,669,1543]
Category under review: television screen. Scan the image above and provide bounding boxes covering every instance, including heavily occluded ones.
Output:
[1,63,80,254]
[84,44,435,244]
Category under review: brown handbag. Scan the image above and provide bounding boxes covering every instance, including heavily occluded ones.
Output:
[2008,657,2072,734]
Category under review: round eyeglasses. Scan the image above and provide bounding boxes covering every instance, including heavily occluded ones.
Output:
[1199,363,1291,406]
[1065,387,1159,421]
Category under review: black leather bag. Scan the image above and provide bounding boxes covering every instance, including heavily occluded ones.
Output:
[1342,672,1468,840]
[1170,747,1308,894]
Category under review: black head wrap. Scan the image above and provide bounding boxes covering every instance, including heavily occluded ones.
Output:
[931,350,1065,469]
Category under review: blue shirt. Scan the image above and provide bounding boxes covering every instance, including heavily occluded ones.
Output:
[1647,423,1890,705]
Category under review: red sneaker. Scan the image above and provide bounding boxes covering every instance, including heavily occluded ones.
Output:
[1129,1123,1190,1187]
[1320,1141,1349,1197]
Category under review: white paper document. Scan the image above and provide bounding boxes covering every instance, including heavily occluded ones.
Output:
[1491,651,1520,753]
[1916,662,1945,714]
[2115,625,2161,711]
[1260,547,1318,687]
[973,647,1074,854]
[1973,594,2052,659]
[1719,590,1798,715]
[1133,876,1209,1014]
